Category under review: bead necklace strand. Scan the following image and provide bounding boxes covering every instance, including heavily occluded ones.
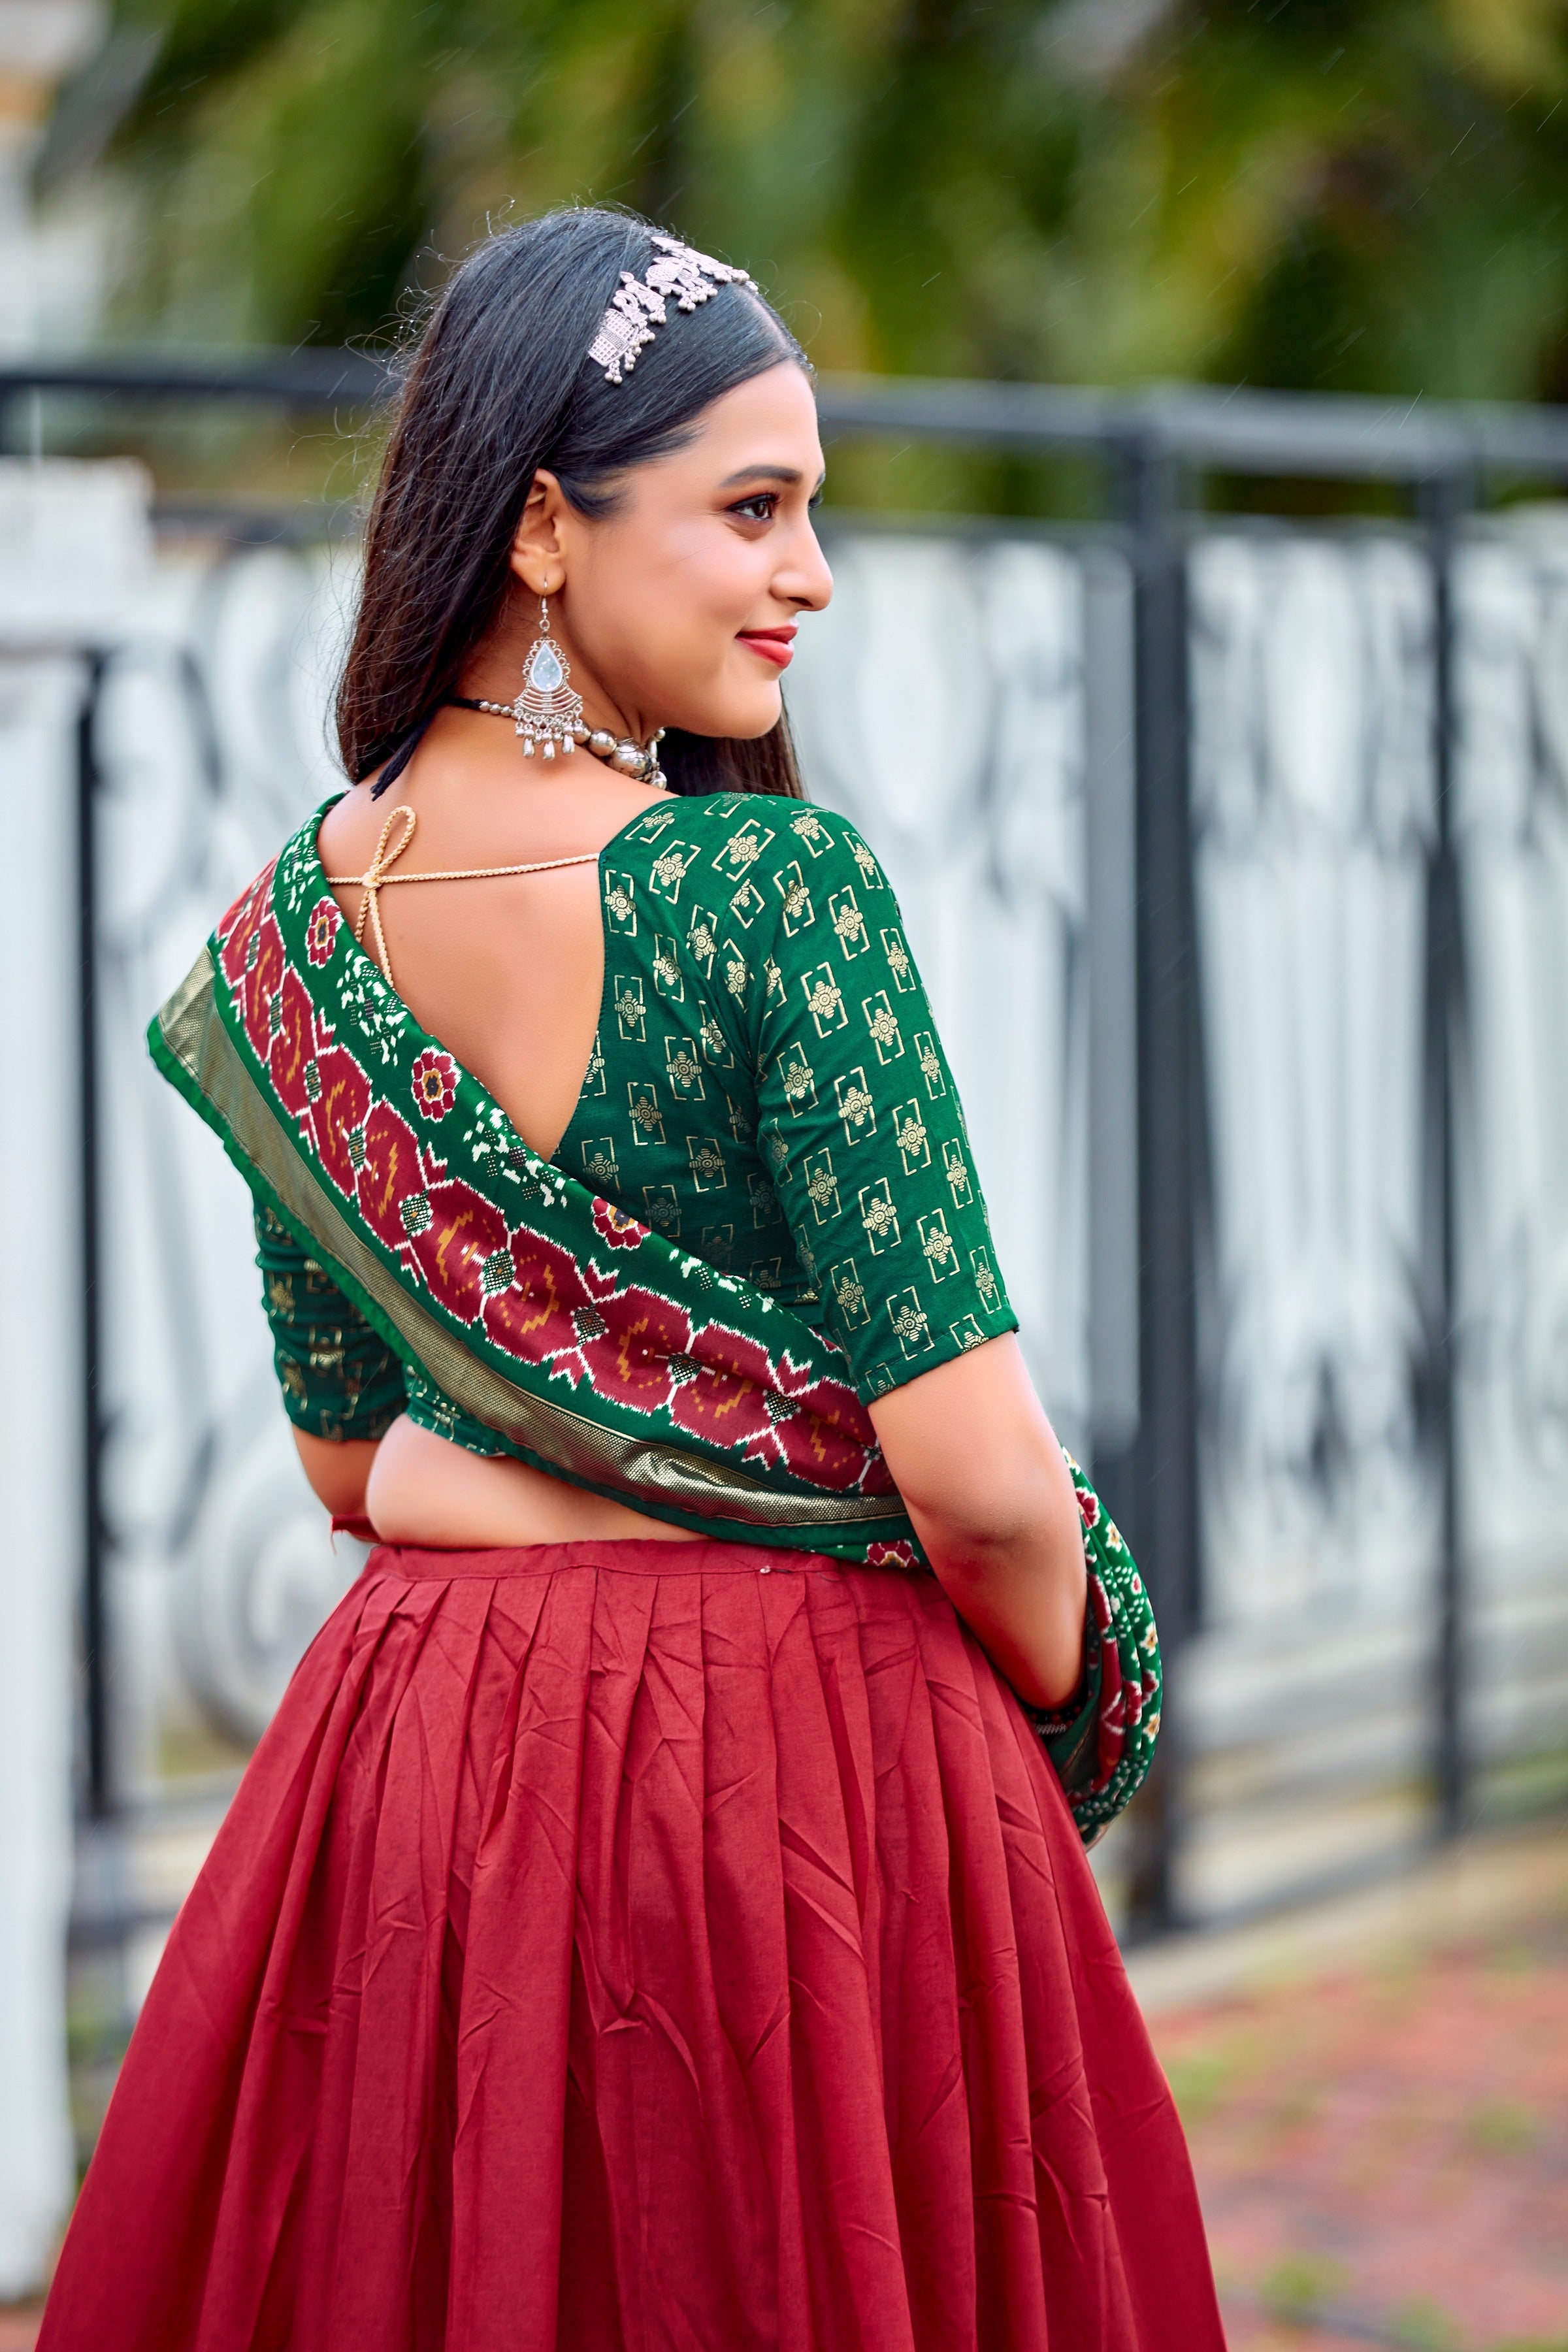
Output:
[448,696,667,788]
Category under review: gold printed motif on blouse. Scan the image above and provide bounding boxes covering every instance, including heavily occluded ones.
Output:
[687,906,719,971]
[829,889,870,958]
[802,1148,841,1223]
[887,1285,933,1360]
[628,1085,666,1145]
[649,842,699,902]
[581,1138,619,1186]
[651,936,683,996]
[664,1036,706,1101]
[971,1247,999,1308]
[773,861,815,934]
[862,991,904,1064]
[942,1138,973,1207]
[613,976,647,1042]
[802,965,847,1035]
[835,1069,876,1141]
[827,1257,870,1330]
[777,1043,817,1113]
[723,945,750,1000]
[642,1183,679,1234]
[604,871,637,934]
[849,838,885,889]
[915,1032,945,1098]
[627,805,679,841]
[713,819,775,877]
[699,1015,733,1069]
[749,1168,783,1226]
[881,928,915,992]
[858,1177,900,1254]
[686,1136,727,1191]
[918,1208,958,1280]
[893,1102,930,1172]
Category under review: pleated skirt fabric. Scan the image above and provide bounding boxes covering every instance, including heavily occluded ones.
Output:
[40,1539,1224,2352]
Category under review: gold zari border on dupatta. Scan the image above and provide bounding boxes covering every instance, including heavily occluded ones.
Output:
[156,947,903,1540]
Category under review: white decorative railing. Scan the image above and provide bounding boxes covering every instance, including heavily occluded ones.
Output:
[6,458,1568,2264]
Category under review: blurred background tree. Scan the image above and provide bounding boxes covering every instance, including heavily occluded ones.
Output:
[41,0,1568,400]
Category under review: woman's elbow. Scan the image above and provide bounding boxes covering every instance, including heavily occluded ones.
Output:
[910,1469,1082,1572]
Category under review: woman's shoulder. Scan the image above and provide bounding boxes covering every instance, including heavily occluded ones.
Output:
[625,793,890,900]
[313,781,389,874]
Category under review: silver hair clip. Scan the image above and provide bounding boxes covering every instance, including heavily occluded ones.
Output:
[588,233,758,384]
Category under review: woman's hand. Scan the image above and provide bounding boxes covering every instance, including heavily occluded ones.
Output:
[866,1334,1087,1710]
[292,1429,381,1521]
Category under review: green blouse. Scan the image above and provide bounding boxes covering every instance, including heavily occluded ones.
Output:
[255,792,1017,1454]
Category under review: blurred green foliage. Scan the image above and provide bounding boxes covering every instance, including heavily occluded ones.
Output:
[46,0,1568,399]
[1258,2248,1350,2323]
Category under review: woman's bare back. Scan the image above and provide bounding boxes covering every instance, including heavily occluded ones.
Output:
[314,707,689,1546]
[318,707,666,1160]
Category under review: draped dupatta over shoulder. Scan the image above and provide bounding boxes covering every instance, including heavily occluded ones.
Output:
[149,802,1161,1842]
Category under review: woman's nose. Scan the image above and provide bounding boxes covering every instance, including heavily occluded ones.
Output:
[779,523,834,612]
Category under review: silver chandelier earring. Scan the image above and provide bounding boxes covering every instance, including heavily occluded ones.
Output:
[462,588,668,787]
[514,596,586,759]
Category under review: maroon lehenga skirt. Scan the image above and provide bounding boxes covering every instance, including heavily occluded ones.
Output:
[40,1539,1224,2351]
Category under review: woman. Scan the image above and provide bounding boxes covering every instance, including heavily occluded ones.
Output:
[41,211,1222,2350]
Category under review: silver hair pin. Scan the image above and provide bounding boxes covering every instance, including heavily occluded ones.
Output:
[588,233,758,384]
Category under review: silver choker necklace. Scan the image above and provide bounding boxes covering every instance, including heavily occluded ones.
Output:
[450,695,666,788]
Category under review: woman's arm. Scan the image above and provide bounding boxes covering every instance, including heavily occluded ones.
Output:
[292,1429,382,1521]
[867,1334,1086,1710]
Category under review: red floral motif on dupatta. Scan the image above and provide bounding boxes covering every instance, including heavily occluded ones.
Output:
[268,968,318,1115]
[308,1047,373,1198]
[403,1179,513,1322]
[575,1282,694,1414]
[238,915,286,1065]
[356,1104,423,1250]
[216,858,276,990]
[481,1228,595,1366]
[668,1323,884,1485]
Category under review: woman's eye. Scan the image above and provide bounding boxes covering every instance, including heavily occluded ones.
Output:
[729,493,777,523]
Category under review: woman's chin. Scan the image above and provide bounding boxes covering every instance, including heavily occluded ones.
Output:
[705,685,784,740]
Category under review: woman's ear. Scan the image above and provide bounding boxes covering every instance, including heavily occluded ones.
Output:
[508,468,570,596]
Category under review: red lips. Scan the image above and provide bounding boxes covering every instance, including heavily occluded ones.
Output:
[737,625,797,670]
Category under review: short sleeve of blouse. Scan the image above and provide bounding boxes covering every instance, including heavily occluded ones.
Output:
[743,805,1017,1399]
[252,1200,406,1442]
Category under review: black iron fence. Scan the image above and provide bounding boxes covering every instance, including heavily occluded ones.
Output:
[9,351,1568,1946]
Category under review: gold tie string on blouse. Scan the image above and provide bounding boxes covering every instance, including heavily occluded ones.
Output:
[325,805,600,992]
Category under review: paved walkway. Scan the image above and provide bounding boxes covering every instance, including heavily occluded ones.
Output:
[1139,1823,1568,2351]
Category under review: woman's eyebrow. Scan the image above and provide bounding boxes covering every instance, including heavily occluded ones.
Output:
[717,463,808,489]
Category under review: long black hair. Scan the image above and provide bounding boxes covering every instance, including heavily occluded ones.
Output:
[338,208,808,799]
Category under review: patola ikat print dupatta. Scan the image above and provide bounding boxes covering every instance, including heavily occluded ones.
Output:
[148,799,1159,1841]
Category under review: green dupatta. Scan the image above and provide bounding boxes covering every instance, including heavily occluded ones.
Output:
[150,801,1160,1843]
